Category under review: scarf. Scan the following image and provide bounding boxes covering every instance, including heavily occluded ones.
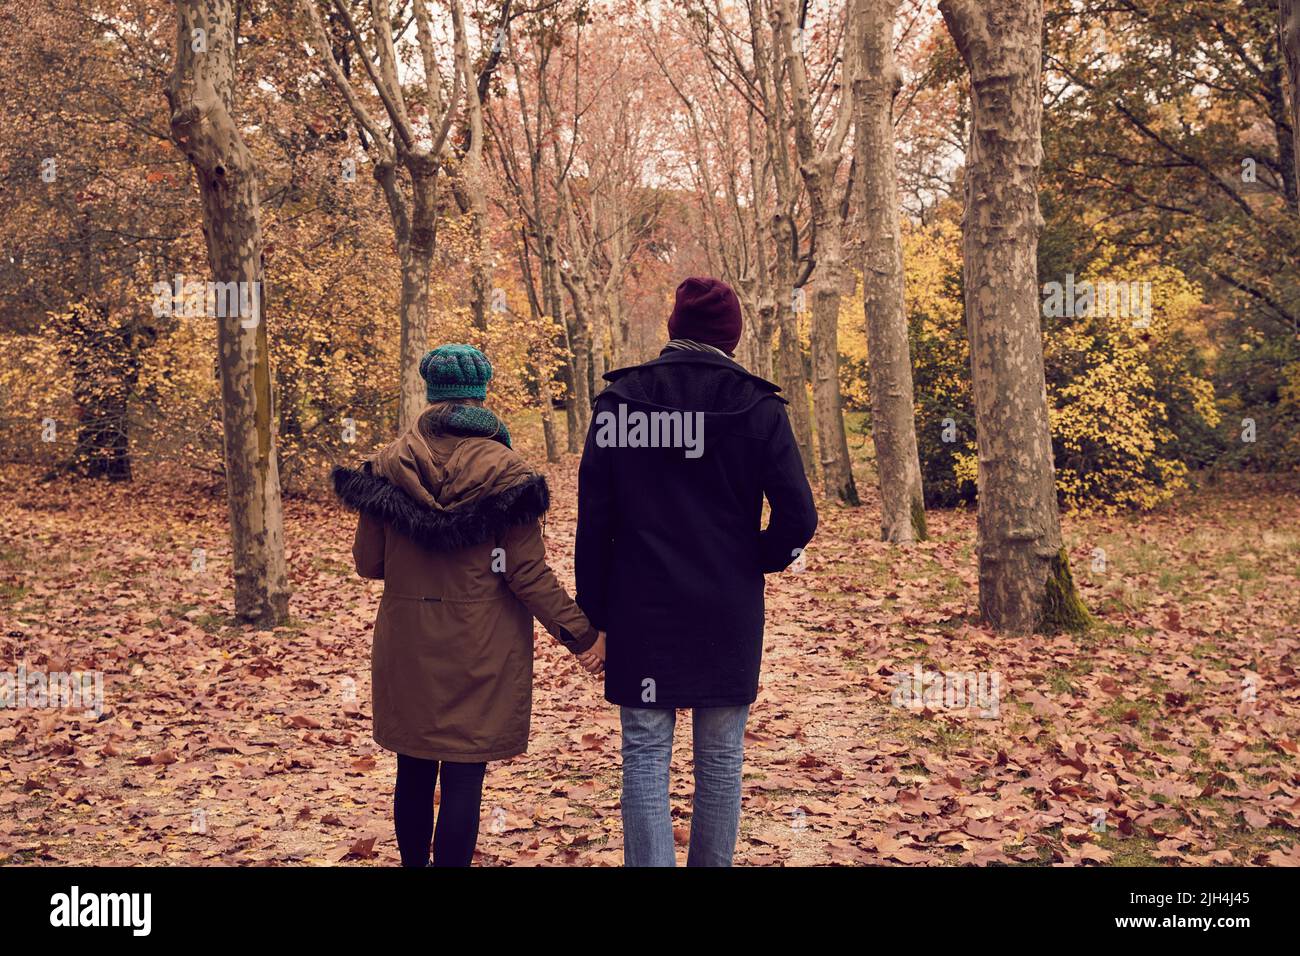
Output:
[661,338,735,359]
[418,402,512,449]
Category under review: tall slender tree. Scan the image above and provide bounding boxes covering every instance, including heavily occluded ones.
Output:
[753,0,818,481]
[774,0,860,504]
[166,0,289,626]
[300,0,463,430]
[667,0,816,471]
[1283,0,1300,212]
[648,15,773,376]
[939,0,1089,633]
[854,0,926,541]
[487,6,594,451]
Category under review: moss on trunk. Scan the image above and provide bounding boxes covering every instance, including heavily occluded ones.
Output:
[1041,547,1092,632]
[910,496,929,542]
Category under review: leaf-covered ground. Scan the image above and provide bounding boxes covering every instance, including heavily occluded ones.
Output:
[1,442,1297,866]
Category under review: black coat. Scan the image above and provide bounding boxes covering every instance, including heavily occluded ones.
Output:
[575,349,818,708]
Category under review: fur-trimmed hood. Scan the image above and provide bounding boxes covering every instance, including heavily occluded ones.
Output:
[331,419,550,552]
[331,462,549,552]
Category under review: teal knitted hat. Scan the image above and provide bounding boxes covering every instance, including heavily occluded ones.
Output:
[419,344,493,402]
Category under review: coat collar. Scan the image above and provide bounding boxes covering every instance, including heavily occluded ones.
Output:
[603,348,783,394]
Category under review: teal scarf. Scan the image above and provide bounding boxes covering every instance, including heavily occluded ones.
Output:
[419,403,511,448]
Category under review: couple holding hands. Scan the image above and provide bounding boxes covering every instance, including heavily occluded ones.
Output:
[333,277,818,867]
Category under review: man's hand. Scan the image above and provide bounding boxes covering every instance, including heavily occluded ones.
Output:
[577,631,606,675]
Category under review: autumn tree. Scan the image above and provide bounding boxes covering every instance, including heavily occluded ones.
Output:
[773,0,859,504]
[1039,2,1299,460]
[299,0,470,430]
[165,0,289,625]
[939,0,1088,633]
[0,1,208,481]
[1283,0,1300,212]
[487,3,586,451]
[754,0,817,481]
[560,24,664,382]
[668,0,818,478]
[453,0,508,334]
[650,8,776,376]
[542,17,651,438]
[853,0,926,541]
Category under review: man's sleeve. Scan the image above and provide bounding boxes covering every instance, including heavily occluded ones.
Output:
[575,406,614,630]
[758,402,818,573]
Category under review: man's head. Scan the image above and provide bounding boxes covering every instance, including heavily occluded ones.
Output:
[667,277,742,355]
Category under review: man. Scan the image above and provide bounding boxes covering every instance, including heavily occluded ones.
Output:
[575,276,818,867]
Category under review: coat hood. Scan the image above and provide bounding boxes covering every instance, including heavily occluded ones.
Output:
[599,349,786,420]
[331,420,548,552]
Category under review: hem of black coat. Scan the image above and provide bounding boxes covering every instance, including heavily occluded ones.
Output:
[604,694,757,709]
[375,733,526,763]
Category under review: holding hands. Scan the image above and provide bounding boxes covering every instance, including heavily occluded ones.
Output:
[577,631,606,676]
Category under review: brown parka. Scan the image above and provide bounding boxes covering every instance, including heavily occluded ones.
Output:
[332,417,596,762]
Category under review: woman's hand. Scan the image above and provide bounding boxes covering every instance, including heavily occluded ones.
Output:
[577,631,606,675]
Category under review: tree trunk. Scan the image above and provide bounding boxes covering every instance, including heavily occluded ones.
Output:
[753,301,777,381]
[397,243,432,430]
[806,222,859,505]
[607,289,627,370]
[745,109,778,382]
[774,216,817,480]
[752,0,816,481]
[1283,0,1300,212]
[516,225,563,463]
[592,303,609,383]
[737,286,776,380]
[856,0,926,541]
[466,182,492,334]
[61,305,133,481]
[541,235,581,452]
[775,0,858,505]
[939,0,1089,634]
[567,318,592,434]
[74,386,131,481]
[380,155,438,432]
[561,270,594,440]
[166,0,289,626]
[451,0,492,332]
[541,398,561,462]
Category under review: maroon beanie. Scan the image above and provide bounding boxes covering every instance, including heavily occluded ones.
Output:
[667,277,743,354]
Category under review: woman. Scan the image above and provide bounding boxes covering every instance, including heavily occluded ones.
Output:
[332,344,605,866]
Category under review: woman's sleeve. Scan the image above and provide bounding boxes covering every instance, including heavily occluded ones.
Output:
[352,511,386,579]
[500,519,598,654]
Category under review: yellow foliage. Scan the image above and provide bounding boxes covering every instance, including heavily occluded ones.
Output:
[1045,247,1219,512]
[837,278,870,410]
[838,220,1220,512]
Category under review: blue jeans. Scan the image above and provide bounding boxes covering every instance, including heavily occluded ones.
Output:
[619,705,750,867]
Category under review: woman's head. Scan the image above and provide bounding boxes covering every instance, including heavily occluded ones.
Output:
[419,344,493,404]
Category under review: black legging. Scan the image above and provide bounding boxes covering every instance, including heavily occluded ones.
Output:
[394,754,487,867]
